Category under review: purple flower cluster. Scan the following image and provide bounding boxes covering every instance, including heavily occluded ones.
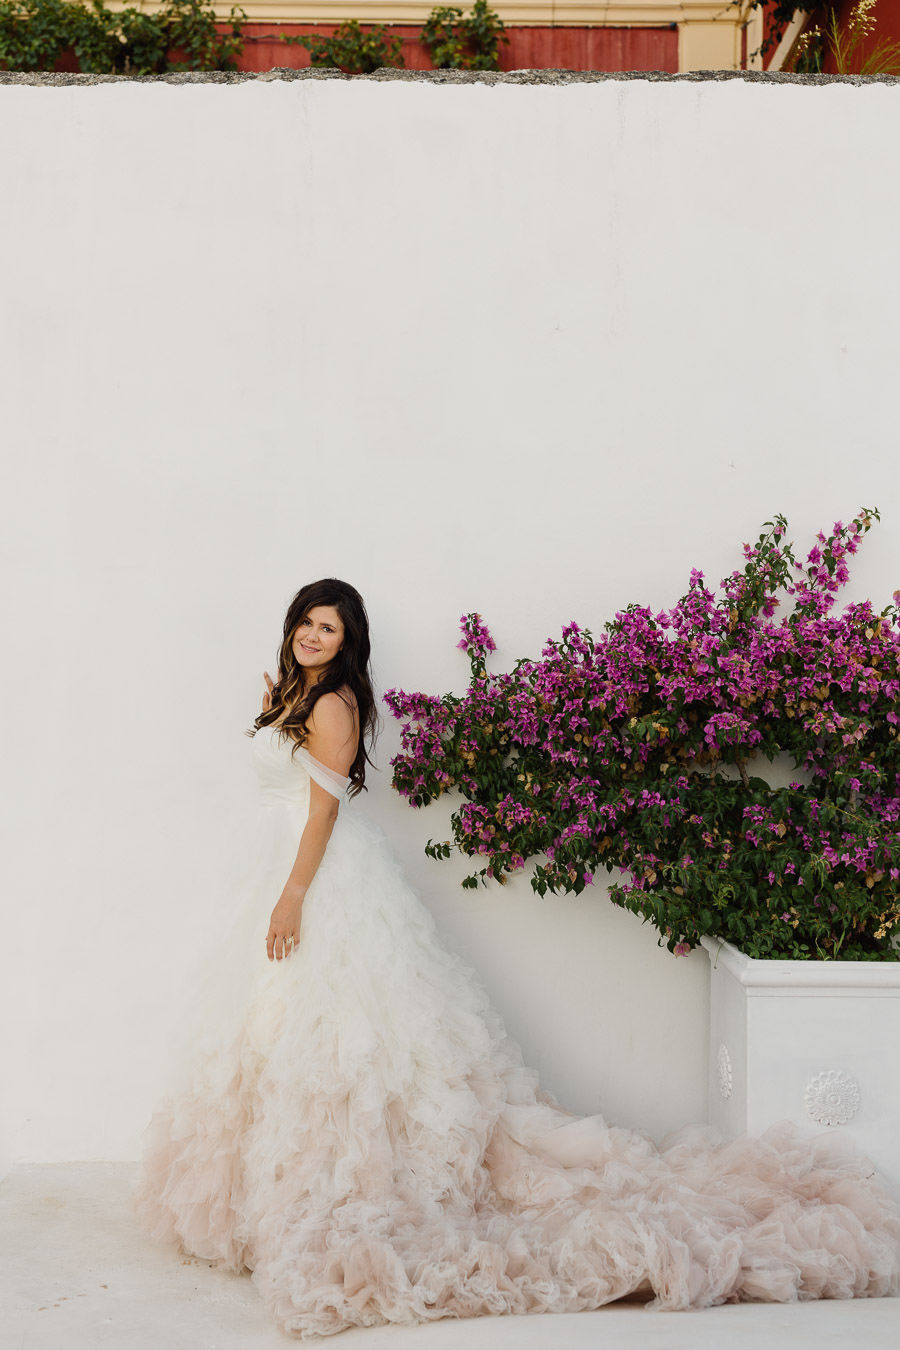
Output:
[385,512,900,961]
[456,612,496,664]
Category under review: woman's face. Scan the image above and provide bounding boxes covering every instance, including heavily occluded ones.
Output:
[292,605,345,680]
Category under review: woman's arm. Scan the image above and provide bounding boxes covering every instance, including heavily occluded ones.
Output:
[266,691,359,962]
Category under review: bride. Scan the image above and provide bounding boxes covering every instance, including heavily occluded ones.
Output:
[136,578,900,1339]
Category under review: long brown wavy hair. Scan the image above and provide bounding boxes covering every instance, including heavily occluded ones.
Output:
[251,578,377,796]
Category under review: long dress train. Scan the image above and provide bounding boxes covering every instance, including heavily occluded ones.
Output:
[135,726,900,1338]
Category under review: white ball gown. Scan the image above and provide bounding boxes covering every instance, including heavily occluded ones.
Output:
[135,725,900,1338]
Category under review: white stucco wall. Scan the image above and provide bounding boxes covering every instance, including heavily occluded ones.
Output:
[1,74,899,1170]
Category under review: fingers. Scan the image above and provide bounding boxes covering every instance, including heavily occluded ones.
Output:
[266,928,299,962]
[262,670,275,714]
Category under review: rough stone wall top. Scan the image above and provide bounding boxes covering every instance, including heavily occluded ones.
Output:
[0,68,898,87]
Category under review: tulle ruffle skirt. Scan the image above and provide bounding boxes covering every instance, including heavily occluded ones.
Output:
[136,805,900,1338]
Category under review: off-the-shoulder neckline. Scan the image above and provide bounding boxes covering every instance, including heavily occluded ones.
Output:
[263,725,351,787]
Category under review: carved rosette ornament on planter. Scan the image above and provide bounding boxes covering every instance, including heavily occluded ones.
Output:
[804,1070,861,1127]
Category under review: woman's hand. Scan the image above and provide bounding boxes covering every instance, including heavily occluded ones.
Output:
[262,670,276,713]
[267,887,303,961]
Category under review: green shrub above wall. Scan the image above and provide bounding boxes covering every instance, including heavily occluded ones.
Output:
[421,1,509,70]
[282,20,404,76]
[0,0,246,74]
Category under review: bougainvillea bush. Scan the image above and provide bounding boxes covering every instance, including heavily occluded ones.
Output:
[385,511,900,961]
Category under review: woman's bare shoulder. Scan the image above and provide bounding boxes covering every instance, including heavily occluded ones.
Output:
[308,688,358,733]
[333,685,359,713]
[306,688,359,773]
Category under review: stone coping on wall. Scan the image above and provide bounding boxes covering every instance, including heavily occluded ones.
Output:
[1,68,899,87]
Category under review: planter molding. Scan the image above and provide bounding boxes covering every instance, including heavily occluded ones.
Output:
[701,938,900,1196]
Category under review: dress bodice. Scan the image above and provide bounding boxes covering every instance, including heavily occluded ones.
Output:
[251,725,350,809]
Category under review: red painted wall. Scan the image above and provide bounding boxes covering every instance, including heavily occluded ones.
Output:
[233,23,679,74]
[820,0,900,70]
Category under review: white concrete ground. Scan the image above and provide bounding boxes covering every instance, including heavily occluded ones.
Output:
[2,1165,899,1350]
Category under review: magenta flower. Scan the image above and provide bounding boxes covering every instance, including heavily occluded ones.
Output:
[387,508,899,961]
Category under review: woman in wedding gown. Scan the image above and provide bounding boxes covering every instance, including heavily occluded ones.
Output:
[136,578,900,1339]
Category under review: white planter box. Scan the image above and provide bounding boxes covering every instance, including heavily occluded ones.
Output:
[701,938,900,1196]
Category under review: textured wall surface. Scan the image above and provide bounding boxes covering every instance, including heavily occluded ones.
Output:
[2,73,899,1169]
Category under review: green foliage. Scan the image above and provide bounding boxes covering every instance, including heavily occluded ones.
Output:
[738,1,815,55]
[743,0,815,30]
[459,0,506,69]
[0,0,245,74]
[283,19,404,75]
[421,6,464,68]
[421,0,508,70]
[0,0,72,70]
[117,8,169,74]
[162,0,244,72]
[67,1,130,74]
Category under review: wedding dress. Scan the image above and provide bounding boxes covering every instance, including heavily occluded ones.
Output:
[136,725,900,1338]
